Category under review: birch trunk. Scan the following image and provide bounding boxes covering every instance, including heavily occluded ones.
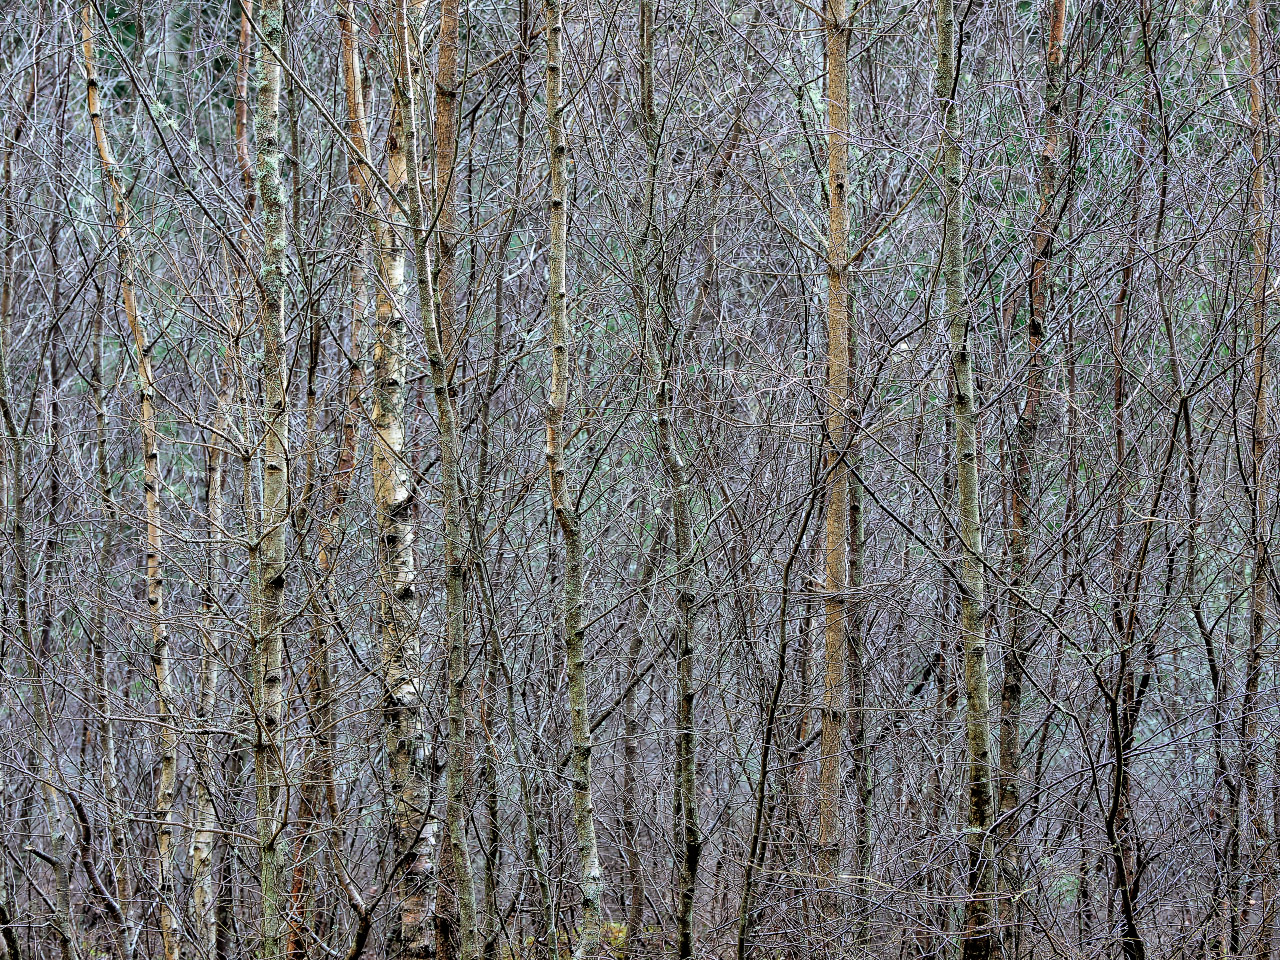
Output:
[934,0,997,954]
[193,422,225,960]
[374,60,432,960]
[252,0,291,952]
[326,9,372,939]
[542,0,606,950]
[386,2,477,958]
[91,286,136,960]
[82,9,180,959]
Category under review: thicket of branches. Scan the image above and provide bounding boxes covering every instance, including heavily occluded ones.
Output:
[0,0,1276,958]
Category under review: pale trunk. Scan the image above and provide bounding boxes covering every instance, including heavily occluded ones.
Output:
[83,9,179,959]
[542,0,605,952]
[193,426,225,960]
[375,64,433,960]
[935,0,997,955]
[253,0,291,953]
[1245,0,1272,948]
[390,2,476,958]
[91,293,135,960]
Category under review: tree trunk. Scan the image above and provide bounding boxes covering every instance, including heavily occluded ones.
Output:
[1245,0,1272,946]
[82,9,180,959]
[935,0,997,955]
[622,524,666,960]
[816,0,852,928]
[90,284,136,960]
[997,0,1066,951]
[1107,45,1151,960]
[431,0,480,949]
[193,418,225,960]
[847,307,869,948]
[389,2,478,958]
[252,0,291,953]
[632,4,702,955]
[541,0,606,951]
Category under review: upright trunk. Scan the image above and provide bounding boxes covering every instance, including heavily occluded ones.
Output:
[997,0,1066,951]
[285,73,327,960]
[1108,57,1151,960]
[375,50,432,960]
[82,9,180,960]
[328,6,373,940]
[0,35,35,408]
[236,0,256,214]
[0,55,66,960]
[623,650,645,959]
[622,524,666,960]
[542,0,605,951]
[633,4,701,955]
[816,0,852,926]
[193,422,225,960]
[935,0,997,955]
[6,435,75,960]
[840,16,869,952]
[474,27,528,957]
[90,287,135,960]
[1244,0,1272,946]
[215,17,254,960]
[480,640,502,960]
[434,0,461,357]
[431,0,480,950]
[252,0,291,953]
[846,390,869,944]
[662,131,702,960]
[486,611,556,960]
[736,489,819,960]
[1,286,74,960]
[388,2,476,958]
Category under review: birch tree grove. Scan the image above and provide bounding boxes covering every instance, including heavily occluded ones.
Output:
[10,0,1280,959]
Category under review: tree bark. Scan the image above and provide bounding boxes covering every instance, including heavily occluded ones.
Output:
[1244,0,1272,947]
[90,283,135,960]
[541,0,605,952]
[82,9,180,959]
[431,0,481,949]
[389,2,477,958]
[816,0,852,928]
[631,5,702,955]
[997,0,1066,951]
[934,0,997,955]
[251,0,291,953]
[193,417,225,960]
